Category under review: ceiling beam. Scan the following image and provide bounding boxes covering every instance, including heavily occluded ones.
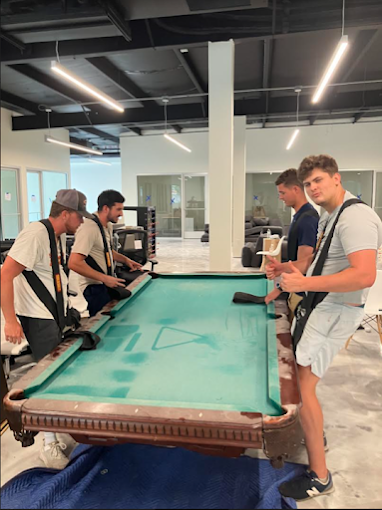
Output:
[12,90,382,131]
[86,57,147,105]
[338,29,380,84]
[174,49,206,117]
[128,127,142,135]
[1,90,41,115]
[0,30,26,52]
[308,115,319,125]
[352,112,366,123]
[80,127,119,144]
[5,6,381,65]
[9,64,91,104]
[100,0,132,42]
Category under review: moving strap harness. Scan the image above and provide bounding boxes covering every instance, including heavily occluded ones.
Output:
[22,219,67,331]
[293,198,364,351]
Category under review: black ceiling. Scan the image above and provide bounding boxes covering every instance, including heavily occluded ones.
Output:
[1,0,382,155]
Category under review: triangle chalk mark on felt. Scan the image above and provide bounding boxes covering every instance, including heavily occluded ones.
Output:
[152,327,217,351]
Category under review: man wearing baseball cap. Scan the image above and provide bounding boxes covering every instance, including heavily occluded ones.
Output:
[1,189,92,469]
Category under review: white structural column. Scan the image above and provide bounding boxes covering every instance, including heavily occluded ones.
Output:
[232,116,247,257]
[208,40,235,271]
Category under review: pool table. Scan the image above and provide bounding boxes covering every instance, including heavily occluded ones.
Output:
[4,273,302,466]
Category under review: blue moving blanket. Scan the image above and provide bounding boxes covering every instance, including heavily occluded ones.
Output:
[1,443,305,509]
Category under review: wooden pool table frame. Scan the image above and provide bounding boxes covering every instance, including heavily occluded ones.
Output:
[4,273,302,466]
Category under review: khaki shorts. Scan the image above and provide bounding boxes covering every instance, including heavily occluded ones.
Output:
[292,301,365,378]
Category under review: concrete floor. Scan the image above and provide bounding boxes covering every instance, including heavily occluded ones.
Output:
[1,239,382,509]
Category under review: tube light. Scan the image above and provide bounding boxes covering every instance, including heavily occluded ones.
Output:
[312,35,349,104]
[88,159,112,166]
[45,136,103,155]
[286,129,300,150]
[164,134,192,153]
[51,61,125,113]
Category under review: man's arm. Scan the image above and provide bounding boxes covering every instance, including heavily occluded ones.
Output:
[280,250,376,294]
[297,245,314,263]
[0,257,26,344]
[112,250,142,271]
[266,253,314,279]
[68,253,126,288]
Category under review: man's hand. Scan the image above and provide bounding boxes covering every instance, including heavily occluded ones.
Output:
[265,255,284,280]
[125,258,143,272]
[280,261,307,293]
[4,321,25,345]
[102,275,127,289]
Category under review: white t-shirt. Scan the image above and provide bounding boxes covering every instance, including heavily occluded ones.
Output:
[71,214,114,293]
[307,191,382,304]
[8,222,68,320]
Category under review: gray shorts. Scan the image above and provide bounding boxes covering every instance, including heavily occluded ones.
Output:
[292,301,365,378]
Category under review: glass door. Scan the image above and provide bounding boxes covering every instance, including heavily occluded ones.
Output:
[27,171,43,222]
[183,175,206,239]
[0,168,21,240]
[27,170,68,222]
[42,171,68,216]
[137,175,182,237]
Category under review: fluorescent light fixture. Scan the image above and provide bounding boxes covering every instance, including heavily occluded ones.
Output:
[312,35,349,104]
[286,129,300,150]
[51,61,125,113]
[45,135,103,155]
[88,159,112,166]
[164,134,192,153]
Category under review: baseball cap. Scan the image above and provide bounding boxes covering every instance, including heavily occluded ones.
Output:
[54,189,93,218]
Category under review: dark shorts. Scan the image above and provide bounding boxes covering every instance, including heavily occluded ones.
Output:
[83,284,111,317]
[18,316,62,362]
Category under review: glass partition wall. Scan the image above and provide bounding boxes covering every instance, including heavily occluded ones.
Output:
[137,175,207,238]
[138,175,183,237]
[27,170,68,223]
[1,168,21,240]
[246,173,291,227]
[138,171,380,238]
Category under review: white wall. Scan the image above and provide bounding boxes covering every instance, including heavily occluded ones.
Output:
[120,122,382,226]
[246,122,382,173]
[121,123,382,203]
[1,107,71,228]
[70,157,122,213]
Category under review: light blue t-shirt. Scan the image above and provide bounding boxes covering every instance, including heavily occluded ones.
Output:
[306,191,382,304]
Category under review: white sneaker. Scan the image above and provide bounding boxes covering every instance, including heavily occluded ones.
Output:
[39,440,69,469]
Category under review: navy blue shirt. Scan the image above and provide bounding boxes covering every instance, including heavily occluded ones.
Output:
[290,202,319,252]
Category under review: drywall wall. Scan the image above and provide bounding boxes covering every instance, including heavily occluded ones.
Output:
[1,107,71,228]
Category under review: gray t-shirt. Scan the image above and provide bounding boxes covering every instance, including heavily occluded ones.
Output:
[307,191,382,304]
[71,214,114,292]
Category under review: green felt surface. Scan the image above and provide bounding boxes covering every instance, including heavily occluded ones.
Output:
[25,274,283,416]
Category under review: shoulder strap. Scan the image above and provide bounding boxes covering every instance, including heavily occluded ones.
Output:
[91,216,113,276]
[22,271,60,326]
[21,219,66,331]
[303,198,364,311]
[311,198,364,277]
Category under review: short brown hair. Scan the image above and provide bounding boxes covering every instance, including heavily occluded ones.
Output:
[49,201,76,218]
[298,155,339,182]
[275,168,304,190]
